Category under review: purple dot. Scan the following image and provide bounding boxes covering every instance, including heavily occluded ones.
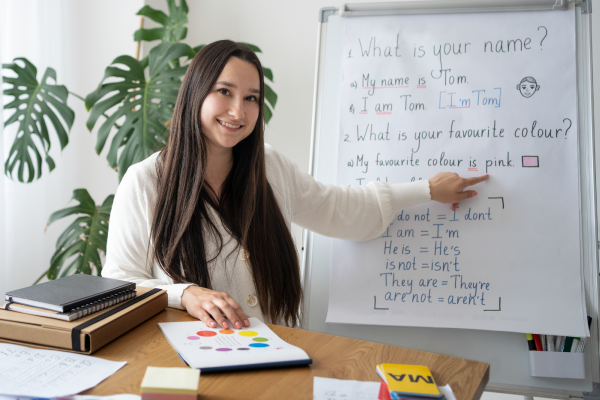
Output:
[216,348,232,351]
[187,336,199,340]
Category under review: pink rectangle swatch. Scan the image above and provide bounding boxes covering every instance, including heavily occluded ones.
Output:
[522,156,539,167]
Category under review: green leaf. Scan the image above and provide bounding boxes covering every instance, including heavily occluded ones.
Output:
[264,103,273,124]
[43,189,114,281]
[263,67,273,82]
[3,58,75,182]
[136,5,170,25]
[85,42,195,178]
[134,28,168,43]
[134,0,189,43]
[265,83,277,109]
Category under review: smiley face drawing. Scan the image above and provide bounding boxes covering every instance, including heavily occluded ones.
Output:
[517,77,540,98]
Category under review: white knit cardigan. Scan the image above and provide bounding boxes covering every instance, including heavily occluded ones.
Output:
[102,144,431,323]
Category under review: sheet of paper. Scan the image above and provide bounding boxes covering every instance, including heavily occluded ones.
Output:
[0,395,140,400]
[327,4,588,336]
[439,385,457,400]
[158,317,310,370]
[0,343,126,398]
[71,396,140,400]
[313,377,456,400]
[314,377,379,400]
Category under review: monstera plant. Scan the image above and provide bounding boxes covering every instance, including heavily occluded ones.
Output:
[2,0,278,283]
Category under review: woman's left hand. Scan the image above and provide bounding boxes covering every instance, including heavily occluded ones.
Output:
[429,172,489,211]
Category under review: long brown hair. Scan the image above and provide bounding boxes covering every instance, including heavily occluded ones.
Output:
[151,40,302,326]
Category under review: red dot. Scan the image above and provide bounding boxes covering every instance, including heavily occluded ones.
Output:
[197,331,217,337]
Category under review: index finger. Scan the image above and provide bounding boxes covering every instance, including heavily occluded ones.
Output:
[228,299,250,327]
[462,174,489,188]
[219,298,249,329]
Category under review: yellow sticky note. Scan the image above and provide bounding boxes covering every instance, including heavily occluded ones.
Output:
[140,366,200,395]
[380,364,442,398]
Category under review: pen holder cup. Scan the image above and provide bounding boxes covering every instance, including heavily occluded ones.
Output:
[528,351,585,379]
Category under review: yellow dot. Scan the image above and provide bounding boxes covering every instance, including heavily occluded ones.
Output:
[238,331,258,337]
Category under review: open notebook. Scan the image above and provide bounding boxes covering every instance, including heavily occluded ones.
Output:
[158,317,312,372]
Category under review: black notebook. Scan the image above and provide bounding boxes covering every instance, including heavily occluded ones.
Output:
[5,274,136,312]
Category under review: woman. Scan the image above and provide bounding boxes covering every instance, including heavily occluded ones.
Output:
[102,40,488,331]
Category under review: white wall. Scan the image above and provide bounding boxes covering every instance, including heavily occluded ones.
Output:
[592,1,600,242]
[1,0,143,292]
[0,22,5,297]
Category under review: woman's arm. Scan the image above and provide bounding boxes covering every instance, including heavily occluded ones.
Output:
[292,175,431,241]
[429,171,489,210]
[266,146,487,241]
[102,157,249,329]
[101,158,196,309]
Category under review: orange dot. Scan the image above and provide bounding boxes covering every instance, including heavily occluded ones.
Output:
[219,329,234,334]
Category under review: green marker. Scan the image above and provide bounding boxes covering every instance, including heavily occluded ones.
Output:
[563,337,574,352]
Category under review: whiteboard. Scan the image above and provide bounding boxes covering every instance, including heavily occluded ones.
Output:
[302,1,599,397]
[328,5,585,336]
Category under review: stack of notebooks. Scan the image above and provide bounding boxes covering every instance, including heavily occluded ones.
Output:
[4,274,136,321]
[0,274,168,353]
[376,364,445,400]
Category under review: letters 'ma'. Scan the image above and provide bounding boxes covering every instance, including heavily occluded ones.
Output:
[387,373,434,384]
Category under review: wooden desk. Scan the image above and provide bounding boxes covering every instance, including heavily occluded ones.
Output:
[82,308,489,399]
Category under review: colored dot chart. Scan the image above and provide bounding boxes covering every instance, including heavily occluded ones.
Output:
[184,328,282,352]
[158,317,311,370]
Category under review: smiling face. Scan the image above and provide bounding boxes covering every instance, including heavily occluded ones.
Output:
[200,57,261,154]
[518,81,539,98]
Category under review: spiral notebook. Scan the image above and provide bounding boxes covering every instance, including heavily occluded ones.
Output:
[3,290,136,321]
[5,274,136,313]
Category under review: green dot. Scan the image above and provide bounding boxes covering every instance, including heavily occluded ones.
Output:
[252,337,268,342]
